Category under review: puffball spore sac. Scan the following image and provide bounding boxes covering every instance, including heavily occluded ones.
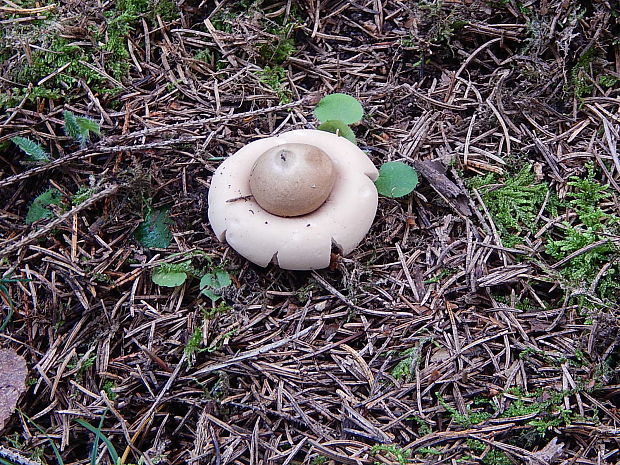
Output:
[207,129,379,270]
[249,143,336,217]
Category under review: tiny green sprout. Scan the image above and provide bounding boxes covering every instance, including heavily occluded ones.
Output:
[318,120,356,144]
[374,161,419,198]
[200,268,232,302]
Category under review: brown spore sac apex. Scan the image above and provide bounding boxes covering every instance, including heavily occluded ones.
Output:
[249,143,336,217]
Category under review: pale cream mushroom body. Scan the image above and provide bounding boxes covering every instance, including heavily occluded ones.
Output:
[208,129,378,270]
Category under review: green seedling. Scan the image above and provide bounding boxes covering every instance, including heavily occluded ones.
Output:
[10,136,49,162]
[314,93,362,143]
[151,261,192,287]
[199,268,232,301]
[26,188,63,224]
[317,120,356,144]
[150,253,233,302]
[314,94,419,198]
[63,110,101,147]
[314,93,364,125]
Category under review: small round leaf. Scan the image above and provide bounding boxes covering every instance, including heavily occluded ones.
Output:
[314,93,364,124]
[152,269,188,287]
[375,162,419,198]
[318,120,357,145]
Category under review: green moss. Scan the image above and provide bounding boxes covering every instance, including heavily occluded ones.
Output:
[1,0,152,106]
[569,47,597,100]
[468,165,553,247]
[466,440,512,465]
[256,65,292,103]
[546,164,620,295]
[391,347,420,381]
[151,0,179,22]
[371,444,411,465]
[0,87,62,110]
[437,394,491,427]
[260,22,297,65]
[599,74,618,88]
[15,36,105,88]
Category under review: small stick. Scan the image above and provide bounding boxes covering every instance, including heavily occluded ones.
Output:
[0,445,42,465]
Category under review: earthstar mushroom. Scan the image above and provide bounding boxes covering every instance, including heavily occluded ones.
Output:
[249,143,336,217]
[208,129,379,270]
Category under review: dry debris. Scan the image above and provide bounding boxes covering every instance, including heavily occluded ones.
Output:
[0,1,619,464]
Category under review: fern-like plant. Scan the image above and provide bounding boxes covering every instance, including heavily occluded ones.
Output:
[10,136,50,162]
[63,110,101,147]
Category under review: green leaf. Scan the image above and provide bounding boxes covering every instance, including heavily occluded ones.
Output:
[63,110,81,142]
[152,267,188,287]
[76,116,101,135]
[375,162,419,198]
[11,136,49,162]
[134,209,173,248]
[64,110,101,146]
[200,268,232,301]
[318,120,356,144]
[314,93,364,125]
[26,188,63,224]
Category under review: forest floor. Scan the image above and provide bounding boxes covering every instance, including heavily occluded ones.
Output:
[0,1,619,464]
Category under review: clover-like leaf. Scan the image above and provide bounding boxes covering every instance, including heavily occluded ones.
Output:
[318,120,356,145]
[200,268,232,301]
[375,161,419,198]
[135,209,173,249]
[314,93,364,125]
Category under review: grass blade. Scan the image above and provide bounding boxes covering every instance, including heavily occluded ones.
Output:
[75,418,120,464]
